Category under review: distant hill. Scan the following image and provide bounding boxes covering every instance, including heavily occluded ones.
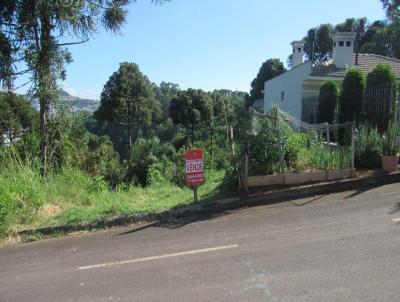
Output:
[25,89,99,113]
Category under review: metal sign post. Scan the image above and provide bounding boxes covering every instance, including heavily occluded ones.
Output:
[185,149,204,202]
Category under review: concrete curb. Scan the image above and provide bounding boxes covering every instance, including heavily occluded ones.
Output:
[19,171,400,238]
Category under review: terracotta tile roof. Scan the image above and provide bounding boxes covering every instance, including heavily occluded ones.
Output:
[310,54,400,79]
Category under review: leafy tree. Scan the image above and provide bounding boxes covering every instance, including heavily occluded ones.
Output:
[95,62,162,149]
[359,21,392,56]
[302,19,365,64]
[153,82,180,123]
[381,1,400,58]
[335,17,367,33]
[249,59,286,106]
[339,68,366,123]
[382,0,400,22]
[169,89,213,143]
[317,81,340,124]
[0,0,167,173]
[0,92,38,143]
[304,24,334,64]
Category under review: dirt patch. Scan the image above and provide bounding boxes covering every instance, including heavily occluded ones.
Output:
[38,204,62,218]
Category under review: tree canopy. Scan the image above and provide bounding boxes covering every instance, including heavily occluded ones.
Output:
[169,89,213,142]
[303,24,334,64]
[382,0,400,22]
[0,92,38,143]
[249,59,286,105]
[153,82,180,123]
[95,62,161,126]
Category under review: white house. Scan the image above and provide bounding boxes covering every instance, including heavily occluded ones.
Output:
[264,32,400,122]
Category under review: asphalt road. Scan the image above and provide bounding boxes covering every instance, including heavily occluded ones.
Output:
[1,183,400,302]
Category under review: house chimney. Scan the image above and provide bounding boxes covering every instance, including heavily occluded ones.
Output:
[332,32,357,69]
[291,41,305,68]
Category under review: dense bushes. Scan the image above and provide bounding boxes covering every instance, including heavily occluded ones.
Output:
[246,117,352,176]
[367,64,397,89]
[126,137,178,186]
[354,125,383,169]
[339,68,366,123]
[317,80,339,124]
[366,64,398,131]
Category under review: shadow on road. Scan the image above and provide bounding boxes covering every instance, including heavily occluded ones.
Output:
[116,212,227,236]
[343,187,374,199]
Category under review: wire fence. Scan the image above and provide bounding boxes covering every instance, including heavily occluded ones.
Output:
[364,83,399,132]
[242,108,355,190]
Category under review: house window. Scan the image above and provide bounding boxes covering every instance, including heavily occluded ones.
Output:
[297,48,302,53]
[334,42,337,47]
[346,41,351,47]
[281,91,285,102]
[339,41,344,47]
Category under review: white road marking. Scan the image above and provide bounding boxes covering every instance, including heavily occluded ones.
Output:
[393,217,400,223]
[79,244,239,271]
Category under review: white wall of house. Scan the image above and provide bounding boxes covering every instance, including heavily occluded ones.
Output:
[264,61,312,119]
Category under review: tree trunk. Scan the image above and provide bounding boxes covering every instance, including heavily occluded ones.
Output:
[37,12,53,175]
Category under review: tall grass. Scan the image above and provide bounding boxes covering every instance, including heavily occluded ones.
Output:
[0,144,224,240]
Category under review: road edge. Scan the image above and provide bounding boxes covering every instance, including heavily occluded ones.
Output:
[18,171,400,239]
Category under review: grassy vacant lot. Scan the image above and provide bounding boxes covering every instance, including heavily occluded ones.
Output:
[0,167,224,242]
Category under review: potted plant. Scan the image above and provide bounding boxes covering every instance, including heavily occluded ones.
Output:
[382,121,400,172]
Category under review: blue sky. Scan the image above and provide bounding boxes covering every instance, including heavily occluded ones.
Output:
[17,0,386,99]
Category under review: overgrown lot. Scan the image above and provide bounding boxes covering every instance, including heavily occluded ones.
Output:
[0,161,224,241]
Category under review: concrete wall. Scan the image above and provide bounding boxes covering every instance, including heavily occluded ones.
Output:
[248,169,353,187]
[264,62,312,119]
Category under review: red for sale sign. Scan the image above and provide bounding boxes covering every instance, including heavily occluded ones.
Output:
[185,149,204,186]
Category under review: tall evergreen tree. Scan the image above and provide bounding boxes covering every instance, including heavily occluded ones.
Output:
[0,0,167,173]
[95,62,162,149]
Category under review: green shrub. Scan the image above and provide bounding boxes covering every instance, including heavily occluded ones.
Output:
[126,137,177,186]
[382,121,400,156]
[366,64,398,131]
[317,80,340,124]
[355,124,383,169]
[367,64,397,90]
[248,118,280,175]
[340,68,366,123]
[84,135,125,188]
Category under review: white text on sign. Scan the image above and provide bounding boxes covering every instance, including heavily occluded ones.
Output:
[185,161,204,173]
